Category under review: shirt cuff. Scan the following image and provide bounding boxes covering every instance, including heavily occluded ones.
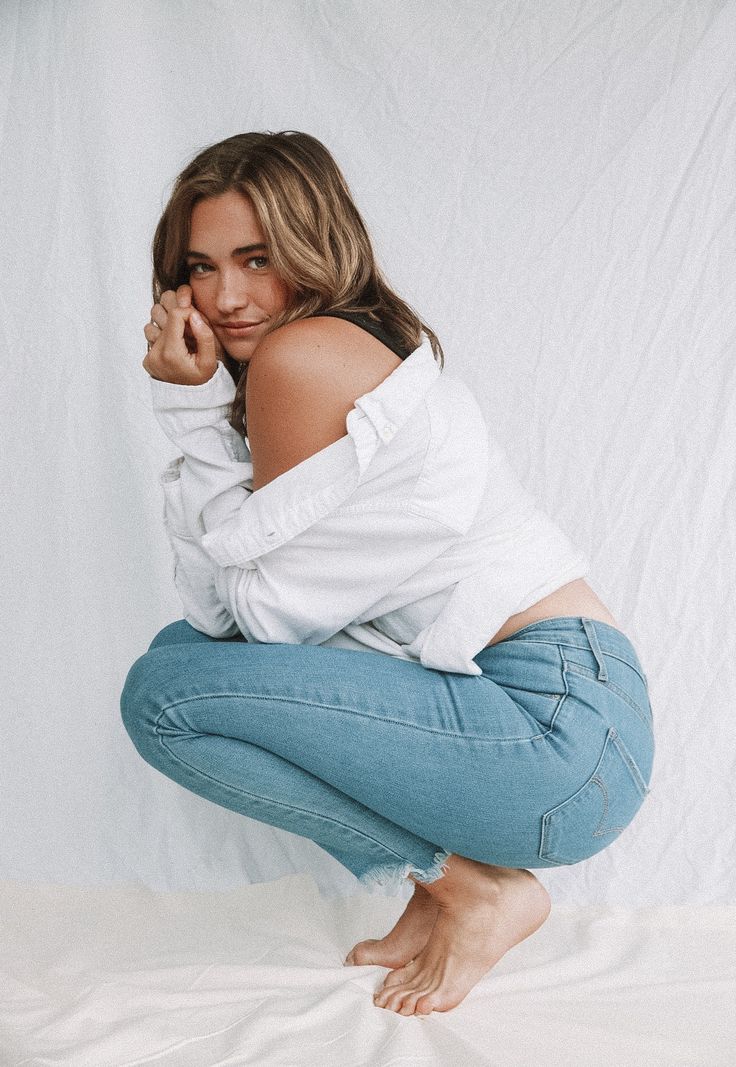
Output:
[149,361,241,441]
[149,360,237,411]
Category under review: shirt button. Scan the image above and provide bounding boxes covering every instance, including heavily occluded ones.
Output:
[383,422,396,439]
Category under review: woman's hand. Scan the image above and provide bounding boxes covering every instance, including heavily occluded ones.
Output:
[142,284,225,385]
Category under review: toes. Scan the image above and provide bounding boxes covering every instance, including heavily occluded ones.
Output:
[415,992,439,1015]
[374,983,429,1015]
[379,961,415,990]
[344,939,377,966]
[373,975,404,1008]
[398,989,430,1016]
[373,985,406,1012]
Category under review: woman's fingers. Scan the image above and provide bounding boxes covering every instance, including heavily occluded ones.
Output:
[159,289,179,312]
[142,298,215,384]
[187,310,219,377]
[157,285,191,311]
[143,320,160,347]
[142,287,219,383]
[146,288,193,342]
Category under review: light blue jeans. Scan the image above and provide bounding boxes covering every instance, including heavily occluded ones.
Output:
[120,616,654,892]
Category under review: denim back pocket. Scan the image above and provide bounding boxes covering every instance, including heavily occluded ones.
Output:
[539,727,651,865]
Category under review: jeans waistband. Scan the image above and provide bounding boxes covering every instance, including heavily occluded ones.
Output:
[494,616,644,680]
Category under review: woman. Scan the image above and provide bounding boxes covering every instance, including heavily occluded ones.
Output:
[121,131,654,1017]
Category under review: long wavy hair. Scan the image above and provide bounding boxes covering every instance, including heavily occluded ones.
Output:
[151,131,444,436]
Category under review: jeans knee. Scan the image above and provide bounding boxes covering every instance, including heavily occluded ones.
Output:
[119,652,159,749]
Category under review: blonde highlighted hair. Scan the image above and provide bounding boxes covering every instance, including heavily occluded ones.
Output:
[151,131,444,436]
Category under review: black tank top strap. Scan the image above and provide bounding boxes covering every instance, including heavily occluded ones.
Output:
[309,310,411,360]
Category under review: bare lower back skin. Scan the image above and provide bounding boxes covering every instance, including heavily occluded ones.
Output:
[483,579,620,647]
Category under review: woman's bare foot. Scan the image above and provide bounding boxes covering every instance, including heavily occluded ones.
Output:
[372,857,551,1016]
[344,882,440,968]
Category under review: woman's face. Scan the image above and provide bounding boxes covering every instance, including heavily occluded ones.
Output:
[186,190,291,363]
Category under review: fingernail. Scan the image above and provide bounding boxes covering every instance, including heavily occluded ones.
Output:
[191,311,202,326]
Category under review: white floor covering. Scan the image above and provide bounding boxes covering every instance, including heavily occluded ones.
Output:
[2,874,734,1066]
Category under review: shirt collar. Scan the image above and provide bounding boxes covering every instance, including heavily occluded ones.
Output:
[348,335,439,472]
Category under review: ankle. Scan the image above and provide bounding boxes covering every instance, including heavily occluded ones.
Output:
[409,881,437,903]
[410,856,524,907]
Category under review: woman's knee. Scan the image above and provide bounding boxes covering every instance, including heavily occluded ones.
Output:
[119,650,164,752]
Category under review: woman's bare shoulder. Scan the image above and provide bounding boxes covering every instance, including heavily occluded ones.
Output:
[253,315,402,396]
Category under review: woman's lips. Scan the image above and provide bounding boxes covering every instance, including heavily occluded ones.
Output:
[221,321,264,335]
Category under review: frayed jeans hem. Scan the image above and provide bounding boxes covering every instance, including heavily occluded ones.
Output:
[357,849,452,896]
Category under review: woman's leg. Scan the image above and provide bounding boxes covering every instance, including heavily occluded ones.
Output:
[121,626,556,1009]
[144,622,449,969]
[371,854,551,1015]
[121,628,454,893]
[120,617,652,1015]
[374,618,654,1015]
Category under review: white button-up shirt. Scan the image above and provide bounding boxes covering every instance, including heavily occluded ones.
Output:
[150,337,589,675]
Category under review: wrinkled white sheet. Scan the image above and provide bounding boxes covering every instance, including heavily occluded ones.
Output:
[2,10,736,1057]
[3,874,735,1065]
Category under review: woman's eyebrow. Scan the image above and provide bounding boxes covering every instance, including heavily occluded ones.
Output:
[185,243,267,260]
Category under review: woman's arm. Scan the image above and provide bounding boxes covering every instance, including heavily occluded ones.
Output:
[149,363,253,534]
[159,456,240,637]
[145,306,483,649]
[164,325,481,649]
[143,285,252,636]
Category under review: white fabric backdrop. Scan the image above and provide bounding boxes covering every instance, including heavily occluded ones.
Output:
[2,0,734,906]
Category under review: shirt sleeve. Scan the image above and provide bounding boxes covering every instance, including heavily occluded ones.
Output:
[149,352,487,648]
[159,457,240,638]
[149,362,253,534]
[203,501,465,646]
[150,362,252,638]
[195,394,487,647]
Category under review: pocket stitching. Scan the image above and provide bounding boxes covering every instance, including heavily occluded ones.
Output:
[590,775,626,836]
[611,729,651,797]
[539,727,650,864]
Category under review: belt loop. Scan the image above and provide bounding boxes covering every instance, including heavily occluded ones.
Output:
[581,617,608,681]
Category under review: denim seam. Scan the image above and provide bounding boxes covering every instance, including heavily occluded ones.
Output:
[561,660,652,733]
[565,648,648,688]
[611,730,651,796]
[513,638,647,687]
[158,689,560,744]
[501,685,564,699]
[152,705,410,863]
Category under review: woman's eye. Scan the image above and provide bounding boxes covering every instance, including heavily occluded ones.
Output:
[189,263,211,275]
[247,256,269,270]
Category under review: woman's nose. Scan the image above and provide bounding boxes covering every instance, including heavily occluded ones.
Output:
[215,270,251,313]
